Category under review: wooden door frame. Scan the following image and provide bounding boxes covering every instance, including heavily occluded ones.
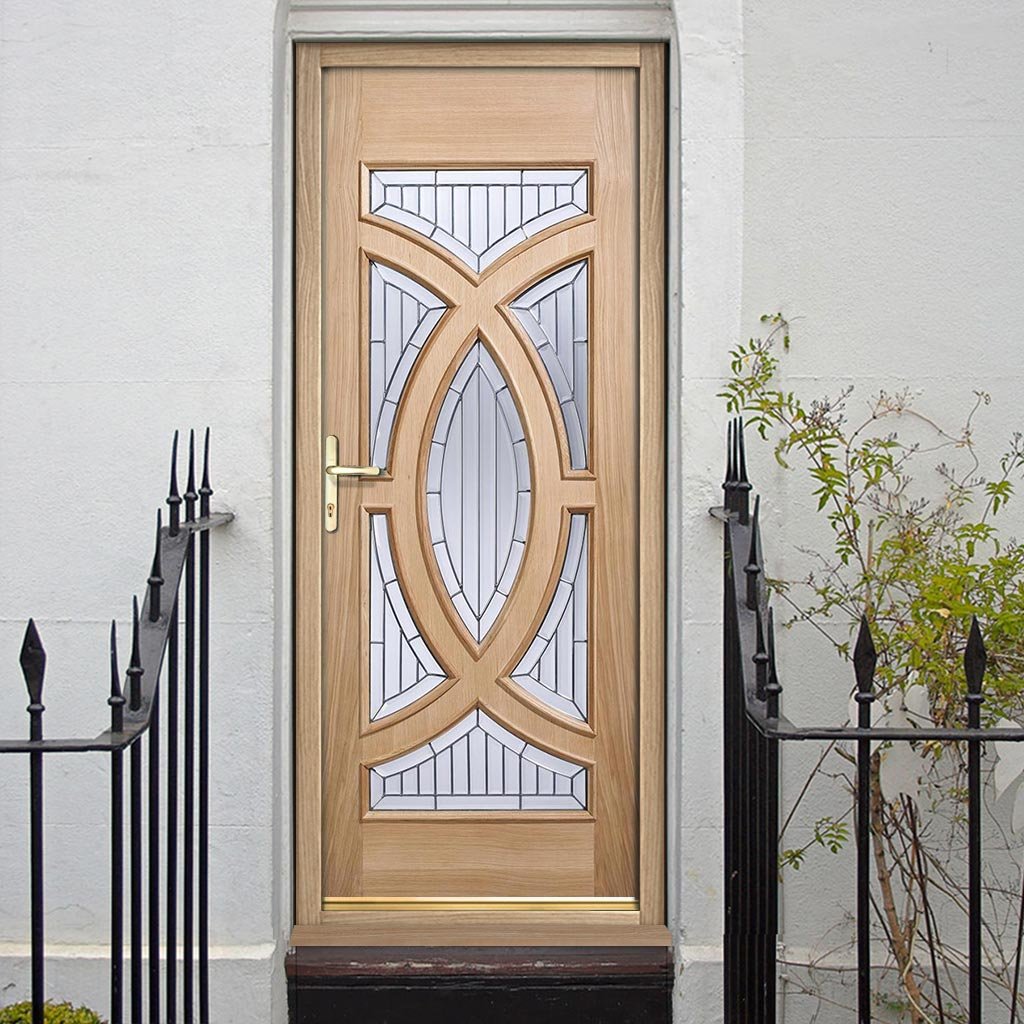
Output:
[294,41,666,944]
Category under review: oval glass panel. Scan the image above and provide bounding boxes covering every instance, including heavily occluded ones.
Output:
[427,340,531,644]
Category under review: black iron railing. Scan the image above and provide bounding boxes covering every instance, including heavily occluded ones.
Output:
[0,431,232,1024]
[716,416,1024,1024]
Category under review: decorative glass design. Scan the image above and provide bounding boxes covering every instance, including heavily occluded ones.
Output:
[369,169,590,274]
[510,514,588,721]
[369,262,447,469]
[369,515,448,721]
[427,340,531,644]
[509,261,589,470]
[368,708,588,811]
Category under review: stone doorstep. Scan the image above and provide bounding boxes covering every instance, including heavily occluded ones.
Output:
[286,946,673,1024]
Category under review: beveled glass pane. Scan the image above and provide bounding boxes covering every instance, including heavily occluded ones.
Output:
[369,169,589,274]
[368,708,588,810]
[369,514,449,721]
[510,514,588,720]
[509,260,588,469]
[427,340,531,643]
[369,262,447,469]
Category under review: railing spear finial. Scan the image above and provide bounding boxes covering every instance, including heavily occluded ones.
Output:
[736,417,752,525]
[766,607,783,718]
[20,619,46,741]
[167,430,182,538]
[20,618,47,1021]
[965,616,987,714]
[200,427,212,518]
[964,614,986,1022]
[853,615,877,727]
[127,597,144,712]
[185,428,198,524]
[723,420,737,512]
[753,603,769,702]
[108,620,125,733]
[147,509,163,624]
[744,494,762,610]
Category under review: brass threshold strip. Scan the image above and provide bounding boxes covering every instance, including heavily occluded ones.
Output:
[322,896,640,912]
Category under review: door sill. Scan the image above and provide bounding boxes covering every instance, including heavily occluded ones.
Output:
[290,920,672,947]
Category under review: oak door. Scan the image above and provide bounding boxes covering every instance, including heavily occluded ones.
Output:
[296,43,665,920]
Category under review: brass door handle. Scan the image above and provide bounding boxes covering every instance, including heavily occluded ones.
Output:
[324,435,380,533]
[326,464,381,478]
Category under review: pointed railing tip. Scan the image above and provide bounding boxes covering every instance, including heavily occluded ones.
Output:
[853,615,877,697]
[127,595,144,710]
[744,495,762,610]
[746,495,761,566]
[732,416,752,524]
[184,428,198,522]
[965,615,987,695]
[109,620,123,699]
[753,602,769,701]
[19,618,46,705]
[150,508,163,576]
[200,426,211,493]
[168,429,180,498]
[186,428,197,494]
[148,508,164,623]
[130,596,141,664]
[732,418,741,482]
[736,415,750,486]
[168,429,183,536]
[724,419,736,488]
[766,607,783,705]
[108,619,126,734]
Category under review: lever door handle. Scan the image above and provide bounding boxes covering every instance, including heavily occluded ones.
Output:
[324,435,380,533]
[325,464,381,478]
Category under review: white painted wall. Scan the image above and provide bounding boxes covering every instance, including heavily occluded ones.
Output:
[0,1,284,1019]
[741,4,1024,1022]
[1,1,1021,1022]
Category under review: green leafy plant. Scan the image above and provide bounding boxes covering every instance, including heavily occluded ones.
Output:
[724,314,1024,1023]
[0,1003,105,1024]
[779,815,851,870]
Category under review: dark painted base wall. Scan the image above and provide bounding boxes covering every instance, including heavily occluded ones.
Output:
[286,947,673,1024]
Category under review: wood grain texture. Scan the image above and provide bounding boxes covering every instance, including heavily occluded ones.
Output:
[590,65,639,898]
[294,42,666,935]
[360,822,594,895]
[638,43,667,925]
[292,922,671,947]
[294,43,323,927]
[318,42,642,68]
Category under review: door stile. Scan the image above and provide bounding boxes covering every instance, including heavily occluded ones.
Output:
[294,43,324,927]
[637,42,666,925]
[590,67,639,898]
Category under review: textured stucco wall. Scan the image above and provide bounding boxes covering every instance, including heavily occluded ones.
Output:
[0,1,284,1019]
[738,2,1024,1021]
[1,1,1022,1022]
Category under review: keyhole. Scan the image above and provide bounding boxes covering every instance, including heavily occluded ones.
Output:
[327,502,335,516]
